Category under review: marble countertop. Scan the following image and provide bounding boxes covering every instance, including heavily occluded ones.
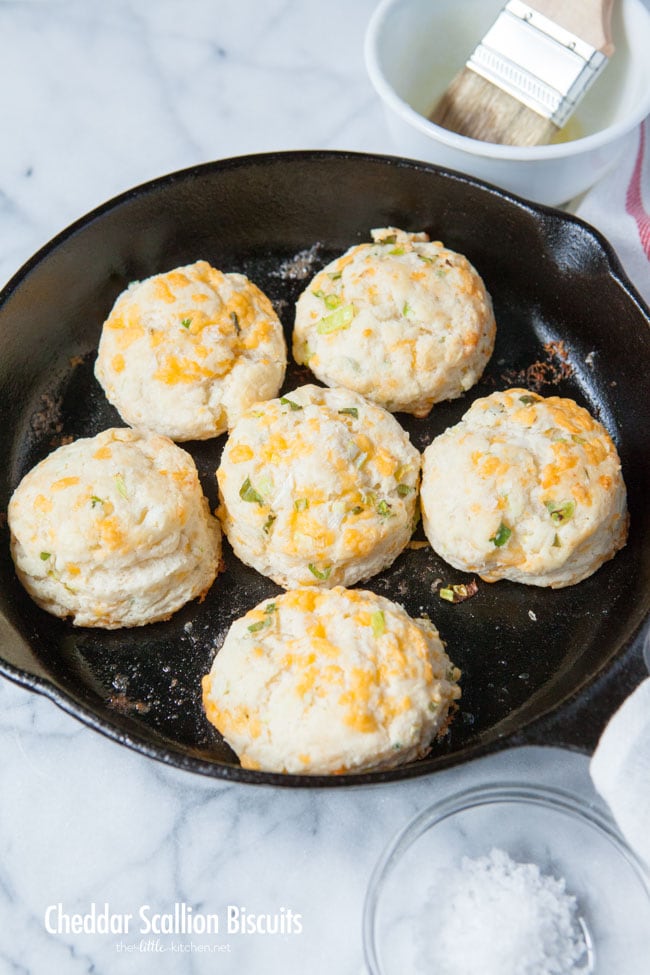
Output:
[0,3,648,973]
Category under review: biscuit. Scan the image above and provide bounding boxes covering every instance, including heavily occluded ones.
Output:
[202,587,461,774]
[420,389,628,587]
[216,384,420,588]
[293,227,495,415]
[8,428,221,627]
[95,260,286,441]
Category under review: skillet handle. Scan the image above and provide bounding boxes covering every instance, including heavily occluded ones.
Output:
[509,624,649,754]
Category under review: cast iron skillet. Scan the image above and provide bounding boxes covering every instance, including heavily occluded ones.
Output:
[1,151,648,787]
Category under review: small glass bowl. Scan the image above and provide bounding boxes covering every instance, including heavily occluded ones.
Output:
[363,783,650,975]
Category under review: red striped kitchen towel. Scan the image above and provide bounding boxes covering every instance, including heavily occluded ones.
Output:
[577,119,650,308]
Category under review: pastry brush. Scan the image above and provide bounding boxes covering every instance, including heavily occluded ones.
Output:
[430,0,615,146]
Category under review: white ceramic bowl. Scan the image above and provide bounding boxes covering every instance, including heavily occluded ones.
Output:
[363,783,650,975]
[365,0,650,206]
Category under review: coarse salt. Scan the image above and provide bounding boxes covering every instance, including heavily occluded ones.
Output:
[416,848,589,975]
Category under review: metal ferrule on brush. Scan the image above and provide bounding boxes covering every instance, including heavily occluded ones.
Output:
[467,0,607,127]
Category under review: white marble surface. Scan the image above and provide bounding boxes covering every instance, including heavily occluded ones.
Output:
[0,3,648,973]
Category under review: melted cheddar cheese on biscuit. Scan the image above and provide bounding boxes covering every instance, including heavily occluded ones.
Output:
[202,587,461,774]
[95,260,286,441]
[216,385,421,589]
[292,227,496,416]
[8,428,221,627]
[421,389,628,588]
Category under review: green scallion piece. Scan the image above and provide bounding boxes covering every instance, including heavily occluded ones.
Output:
[239,477,264,505]
[114,474,127,499]
[376,499,392,518]
[262,513,276,534]
[294,497,309,512]
[546,499,576,525]
[316,304,355,335]
[180,317,192,329]
[312,289,340,309]
[280,396,303,411]
[248,618,271,633]
[439,581,478,604]
[90,496,104,508]
[519,395,536,405]
[371,610,385,637]
[40,551,51,561]
[308,564,331,581]
[396,484,412,497]
[490,523,511,547]
[338,407,358,418]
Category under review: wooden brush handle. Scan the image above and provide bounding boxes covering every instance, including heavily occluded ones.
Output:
[526,0,615,56]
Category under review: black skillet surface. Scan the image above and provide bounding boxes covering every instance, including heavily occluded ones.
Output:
[1,151,649,786]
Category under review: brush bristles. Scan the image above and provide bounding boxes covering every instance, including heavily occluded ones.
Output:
[429,68,559,147]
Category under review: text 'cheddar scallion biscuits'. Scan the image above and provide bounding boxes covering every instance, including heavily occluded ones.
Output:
[95,260,287,441]
[217,385,420,589]
[292,227,496,416]
[421,389,628,588]
[8,428,221,627]
[202,587,461,774]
